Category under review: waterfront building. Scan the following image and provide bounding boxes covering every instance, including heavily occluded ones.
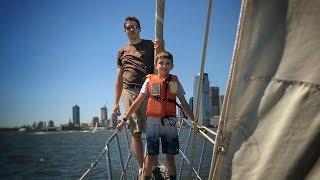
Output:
[210,86,220,116]
[72,105,80,125]
[189,97,193,112]
[100,106,108,127]
[110,113,118,129]
[81,123,89,129]
[37,121,44,129]
[193,73,210,127]
[48,120,54,127]
[105,119,110,127]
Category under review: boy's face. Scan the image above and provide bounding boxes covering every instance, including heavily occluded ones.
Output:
[156,58,173,75]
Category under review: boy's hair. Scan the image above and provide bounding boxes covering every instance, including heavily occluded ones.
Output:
[124,16,141,29]
[156,51,173,63]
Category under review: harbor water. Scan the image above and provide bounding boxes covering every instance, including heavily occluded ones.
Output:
[0,129,214,179]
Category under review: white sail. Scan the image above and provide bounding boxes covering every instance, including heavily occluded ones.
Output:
[210,0,320,179]
[92,123,98,134]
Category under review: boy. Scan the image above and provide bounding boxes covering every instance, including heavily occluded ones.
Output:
[116,51,195,180]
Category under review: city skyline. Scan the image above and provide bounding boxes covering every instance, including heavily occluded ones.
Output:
[7,75,225,128]
[0,0,241,127]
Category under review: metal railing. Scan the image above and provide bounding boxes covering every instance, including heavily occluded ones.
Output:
[176,117,216,180]
[79,117,217,180]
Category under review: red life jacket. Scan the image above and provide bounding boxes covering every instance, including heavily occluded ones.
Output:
[145,74,178,118]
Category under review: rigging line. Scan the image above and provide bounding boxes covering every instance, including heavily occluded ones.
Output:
[189,0,214,179]
[208,0,248,179]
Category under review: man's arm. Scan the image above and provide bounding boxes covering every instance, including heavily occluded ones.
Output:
[113,67,123,115]
[154,39,164,54]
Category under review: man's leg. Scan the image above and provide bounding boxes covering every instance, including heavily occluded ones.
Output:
[144,155,157,177]
[122,88,145,169]
[132,132,144,168]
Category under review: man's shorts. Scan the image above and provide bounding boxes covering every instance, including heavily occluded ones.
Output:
[145,117,179,155]
[122,87,147,134]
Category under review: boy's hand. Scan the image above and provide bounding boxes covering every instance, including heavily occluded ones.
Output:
[116,118,127,131]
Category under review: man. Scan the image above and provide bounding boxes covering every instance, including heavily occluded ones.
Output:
[113,16,163,175]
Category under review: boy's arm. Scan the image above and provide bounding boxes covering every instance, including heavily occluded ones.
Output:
[124,93,147,119]
[116,92,147,131]
[177,93,196,122]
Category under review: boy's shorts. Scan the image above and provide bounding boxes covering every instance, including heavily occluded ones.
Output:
[122,88,147,134]
[145,116,179,155]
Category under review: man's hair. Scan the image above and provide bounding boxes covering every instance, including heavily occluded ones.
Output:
[156,51,173,64]
[123,16,141,29]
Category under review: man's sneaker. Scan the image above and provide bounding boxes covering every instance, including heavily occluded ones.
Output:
[152,167,164,180]
[137,168,144,180]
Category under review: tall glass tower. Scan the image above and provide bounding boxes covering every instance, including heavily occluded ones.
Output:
[193,73,210,126]
[189,97,193,112]
[72,105,80,125]
[110,112,118,129]
[210,86,220,116]
[100,106,108,127]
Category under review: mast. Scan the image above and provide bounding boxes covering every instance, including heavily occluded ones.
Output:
[154,0,165,73]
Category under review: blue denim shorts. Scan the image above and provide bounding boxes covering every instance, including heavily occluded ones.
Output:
[145,116,179,155]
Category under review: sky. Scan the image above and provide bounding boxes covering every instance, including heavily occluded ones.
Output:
[0,0,241,127]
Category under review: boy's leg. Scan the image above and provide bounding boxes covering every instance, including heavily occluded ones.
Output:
[166,155,176,178]
[161,118,179,180]
[145,117,161,178]
[144,155,157,177]
[132,132,144,168]
[152,156,162,178]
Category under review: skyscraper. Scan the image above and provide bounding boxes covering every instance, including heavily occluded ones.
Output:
[210,86,220,116]
[110,112,118,129]
[189,97,193,112]
[72,105,80,125]
[100,106,108,127]
[193,73,210,126]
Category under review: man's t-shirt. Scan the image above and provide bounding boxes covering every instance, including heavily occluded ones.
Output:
[117,39,154,89]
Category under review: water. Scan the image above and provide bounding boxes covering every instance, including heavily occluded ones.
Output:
[0,129,214,179]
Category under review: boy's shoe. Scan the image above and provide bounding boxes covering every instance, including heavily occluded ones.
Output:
[152,167,164,180]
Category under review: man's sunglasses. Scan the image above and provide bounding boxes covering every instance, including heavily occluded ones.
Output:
[124,25,139,30]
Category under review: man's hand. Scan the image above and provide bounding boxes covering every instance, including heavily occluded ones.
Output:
[116,118,127,131]
[154,39,164,53]
[113,105,121,116]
